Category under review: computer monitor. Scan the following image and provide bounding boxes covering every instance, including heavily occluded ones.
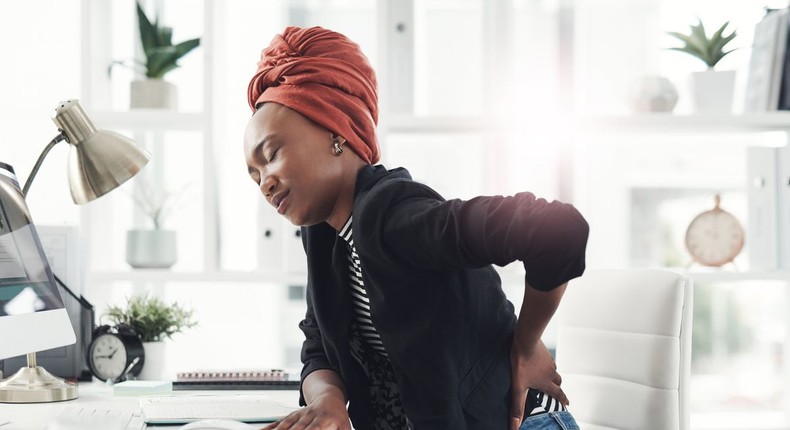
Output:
[0,162,75,361]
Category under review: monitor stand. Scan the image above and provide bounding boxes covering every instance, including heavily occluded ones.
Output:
[0,353,77,403]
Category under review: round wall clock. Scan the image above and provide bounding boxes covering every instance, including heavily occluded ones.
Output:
[684,194,745,267]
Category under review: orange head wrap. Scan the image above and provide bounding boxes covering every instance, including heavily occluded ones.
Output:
[247,26,379,164]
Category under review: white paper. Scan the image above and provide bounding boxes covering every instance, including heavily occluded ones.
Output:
[0,234,26,280]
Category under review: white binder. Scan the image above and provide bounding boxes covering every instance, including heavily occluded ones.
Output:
[746,146,779,269]
[777,144,790,268]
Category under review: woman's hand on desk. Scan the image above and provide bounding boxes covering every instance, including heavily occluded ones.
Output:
[261,394,351,430]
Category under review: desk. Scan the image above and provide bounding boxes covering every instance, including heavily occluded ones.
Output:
[0,382,300,429]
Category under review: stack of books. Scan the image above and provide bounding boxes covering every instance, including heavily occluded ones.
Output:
[745,7,790,112]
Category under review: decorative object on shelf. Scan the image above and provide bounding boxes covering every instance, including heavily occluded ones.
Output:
[86,324,145,383]
[125,179,188,269]
[103,294,197,380]
[628,75,679,113]
[110,1,201,109]
[667,18,738,113]
[685,194,745,267]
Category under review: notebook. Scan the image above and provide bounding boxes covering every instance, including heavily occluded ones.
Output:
[138,393,298,425]
[173,368,300,391]
[176,368,293,382]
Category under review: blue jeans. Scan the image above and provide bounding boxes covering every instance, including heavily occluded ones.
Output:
[518,411,579,430]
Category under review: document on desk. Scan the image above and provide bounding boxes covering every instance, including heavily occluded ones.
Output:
[139,393,298,424]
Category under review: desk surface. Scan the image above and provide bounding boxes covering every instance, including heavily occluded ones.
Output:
[0,381,300,429]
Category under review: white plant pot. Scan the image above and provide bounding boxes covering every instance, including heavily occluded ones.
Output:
[137,341,166,380]
[629,75,679,113]
[126,230,177,269]
[130,79,178,109]
[689,70,736,114]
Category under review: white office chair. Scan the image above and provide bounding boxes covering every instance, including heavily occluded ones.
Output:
[555,269,693,430]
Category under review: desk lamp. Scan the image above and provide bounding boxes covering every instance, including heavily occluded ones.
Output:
[0,99,150,402]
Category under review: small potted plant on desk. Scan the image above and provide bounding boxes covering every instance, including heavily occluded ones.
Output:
[110,1,201,109]
[104,293,197,380]
[667,18,738,113]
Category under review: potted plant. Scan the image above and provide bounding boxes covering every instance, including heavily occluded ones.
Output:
[104,293,197,380]
[667,19,738,113]
[125,178,189,269]
[111,1,201,109]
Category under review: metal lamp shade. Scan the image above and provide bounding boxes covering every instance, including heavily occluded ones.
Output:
[52,100,150,204]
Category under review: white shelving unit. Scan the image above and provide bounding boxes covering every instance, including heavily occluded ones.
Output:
[71,2,790,421]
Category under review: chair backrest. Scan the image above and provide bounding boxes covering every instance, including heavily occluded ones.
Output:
[555,269,693,430]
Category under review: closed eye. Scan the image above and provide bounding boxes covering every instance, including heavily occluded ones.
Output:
[248,168,261,186]
[267,148,279,162]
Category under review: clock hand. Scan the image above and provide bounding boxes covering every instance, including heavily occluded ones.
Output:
[95,348,119,359]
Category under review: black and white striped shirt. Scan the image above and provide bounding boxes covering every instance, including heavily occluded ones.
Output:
[340,216,412,429]
[339,216,389,357]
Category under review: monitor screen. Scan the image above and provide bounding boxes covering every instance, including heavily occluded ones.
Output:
[0,162,75,360]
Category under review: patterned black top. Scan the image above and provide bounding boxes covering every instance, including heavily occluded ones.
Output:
[339,215,566,426]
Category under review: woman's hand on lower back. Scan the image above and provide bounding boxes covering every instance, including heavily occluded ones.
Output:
[509,338,568,430]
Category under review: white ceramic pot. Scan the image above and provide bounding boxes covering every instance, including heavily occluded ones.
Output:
[689,70,736,114]
[629,75,679,113]
[130,79,178,109]
[125,230,177,269]
[137,341,166,380]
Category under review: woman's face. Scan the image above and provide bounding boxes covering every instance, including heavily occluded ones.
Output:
[244,102,347,226]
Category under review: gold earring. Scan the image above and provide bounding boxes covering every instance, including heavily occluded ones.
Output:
[332,140,344,156]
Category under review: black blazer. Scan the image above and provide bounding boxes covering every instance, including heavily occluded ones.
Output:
[298,165,589,429]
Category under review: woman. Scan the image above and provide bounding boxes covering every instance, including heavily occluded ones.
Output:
[244,26,588,430]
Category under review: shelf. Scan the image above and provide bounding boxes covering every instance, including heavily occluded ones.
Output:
[496,267,790,287]
[578,113,790,134]
[385,112,790,134]
[687,270,790,284]
[86,270,308,285]
[91,110,207,132]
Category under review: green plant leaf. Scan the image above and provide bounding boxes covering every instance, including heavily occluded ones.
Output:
[708,23,737,66]
[136,1,158,58]
[174,38,201,59]
[690,19,708,47]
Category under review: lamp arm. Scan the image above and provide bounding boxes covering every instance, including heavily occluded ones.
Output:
[22,132,67,198]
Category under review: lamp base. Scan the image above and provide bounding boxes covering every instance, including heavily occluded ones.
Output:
[0,365,78,403]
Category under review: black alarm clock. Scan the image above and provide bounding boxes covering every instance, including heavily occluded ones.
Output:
[86,324,145,382]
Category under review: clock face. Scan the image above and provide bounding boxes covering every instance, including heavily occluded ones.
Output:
[88,333,129,381]
[685,208,745,267]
